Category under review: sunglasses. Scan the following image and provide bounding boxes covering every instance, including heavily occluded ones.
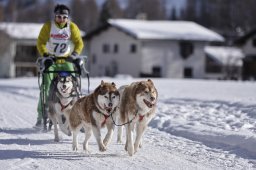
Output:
[55,15,69,20]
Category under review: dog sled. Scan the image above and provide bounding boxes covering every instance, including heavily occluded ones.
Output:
[36,55,89,131]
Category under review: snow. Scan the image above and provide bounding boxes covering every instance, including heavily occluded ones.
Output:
[0,22,85,39]
[0,22,43,39]
[205,46,245,66]
[108,19,225,42]
[0,77,255,169]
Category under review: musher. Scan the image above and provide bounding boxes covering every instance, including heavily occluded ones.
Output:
[35,4,84,127]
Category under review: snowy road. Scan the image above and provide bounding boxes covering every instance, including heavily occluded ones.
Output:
[0,77,255,169]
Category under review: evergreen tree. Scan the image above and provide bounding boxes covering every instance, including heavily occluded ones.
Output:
[0,5,4,21]
[6,0,17,22]
[169,7,177,20]
[125,0,165,20]
[71,0,99,31]
[99,0,123,24]
[183,0,197,22]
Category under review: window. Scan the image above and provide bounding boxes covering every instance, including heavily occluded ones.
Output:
[114,44,119,53]
[102,44,110,53]
[179,41,194,59]
[130,44,137,53]
[15,45,38,77]
[252,39,256,47]
[184,67,193,78]
[15,45,38,62]
[205,54,221,73]
[152,66,161,77]
[92,54,97,64]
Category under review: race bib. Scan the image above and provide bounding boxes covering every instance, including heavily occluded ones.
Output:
[47,22,72,56]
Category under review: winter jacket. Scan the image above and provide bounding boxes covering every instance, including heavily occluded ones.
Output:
[37,21,84,57]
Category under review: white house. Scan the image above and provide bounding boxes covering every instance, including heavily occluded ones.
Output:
[0,22,43,78]
[234,29,256,80]
[85,19,225,78]
[0,22,85,78]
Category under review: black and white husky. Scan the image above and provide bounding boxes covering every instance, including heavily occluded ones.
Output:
[48,72,79,142]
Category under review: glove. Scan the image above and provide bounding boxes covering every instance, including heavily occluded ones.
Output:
[43,53,49,57]
[70,51,78,60]
[44,58,53,70]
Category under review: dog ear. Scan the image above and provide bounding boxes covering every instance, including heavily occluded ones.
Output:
[111,82,116,87]
[101,80,104,87]
[148,79,154,85]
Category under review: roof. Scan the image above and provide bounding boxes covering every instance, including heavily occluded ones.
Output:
[205,46,245,66]
[0,22,85,40]
[0,22,43,39]
[85,19,225,42]
[234,28,256,45]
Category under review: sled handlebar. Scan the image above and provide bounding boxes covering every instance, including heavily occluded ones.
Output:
[36,55,88,74]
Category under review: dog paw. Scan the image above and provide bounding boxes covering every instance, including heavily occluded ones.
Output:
[128,149,134,156]
[83,143,89,151]
[103,139,110,146]
[72,145,78,151]
[125,143,128,151]
[99,144,107,152]
[117,139,122,144]
[127,145,134,156]
[134,146,139,154]
[84,150,91,154]
[54,137,60,142]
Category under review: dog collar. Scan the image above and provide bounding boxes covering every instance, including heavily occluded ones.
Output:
[59,100,72,111]
[101,114,110,127]
[96,107,118,126]
[139,114,145,122]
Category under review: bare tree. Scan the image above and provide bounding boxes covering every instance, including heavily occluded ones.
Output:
[125,0,166,20]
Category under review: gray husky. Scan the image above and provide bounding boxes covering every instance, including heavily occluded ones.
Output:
[48,73,79,142]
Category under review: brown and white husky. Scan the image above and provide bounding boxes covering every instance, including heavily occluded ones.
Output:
[116,79,158,156]
[68,80,120,152]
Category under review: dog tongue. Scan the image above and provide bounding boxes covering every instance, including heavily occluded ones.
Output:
[106,108,112,113]
[144,99,154,108]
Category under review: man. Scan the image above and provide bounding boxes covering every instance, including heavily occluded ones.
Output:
[35,4,84,127]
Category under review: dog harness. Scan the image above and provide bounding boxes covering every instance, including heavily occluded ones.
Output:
[101,114,110,127]
[139,114,145,122]
[59,100,72,111]
[96,106,118,127]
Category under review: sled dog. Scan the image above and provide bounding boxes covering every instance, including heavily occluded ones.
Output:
[69,80,120,152]
[117,79,158,156]
[48,73,78,142]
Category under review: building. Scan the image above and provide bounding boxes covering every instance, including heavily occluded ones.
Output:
[85,19,225,78]
[204,46,245,80]
[234,29,256,80]
[0,22,43,78]
[0,22,85,78]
